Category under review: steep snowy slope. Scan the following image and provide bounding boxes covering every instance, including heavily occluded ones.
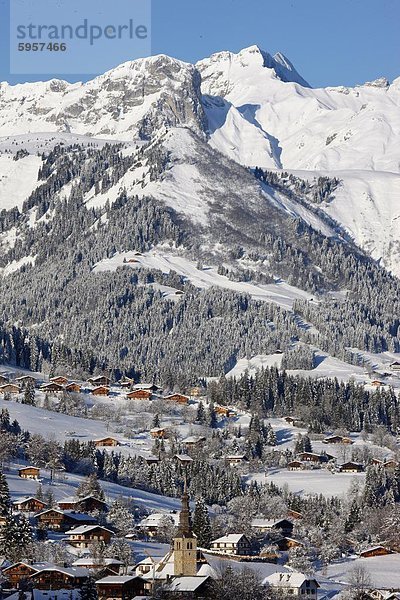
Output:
[196,45,400,274]
[0,44,399,277]
[275,168,400,276]
[197,45,400,172]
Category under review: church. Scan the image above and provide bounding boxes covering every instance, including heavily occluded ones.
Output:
[136,481,216,596]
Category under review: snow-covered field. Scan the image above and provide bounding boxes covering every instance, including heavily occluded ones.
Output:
[260,469,365,498]
[325,554,400,590]
[5,465,181,514]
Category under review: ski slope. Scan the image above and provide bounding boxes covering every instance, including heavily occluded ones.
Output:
[93,249,314,310]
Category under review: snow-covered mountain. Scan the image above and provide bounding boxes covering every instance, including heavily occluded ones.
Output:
[0,45,400,382]
[0,45,399,274]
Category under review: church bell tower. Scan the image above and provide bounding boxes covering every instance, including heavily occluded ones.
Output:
[173,477,197,576]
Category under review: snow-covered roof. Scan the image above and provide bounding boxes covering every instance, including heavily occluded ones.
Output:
[133,383,157,390]
[211,534,247,544]
[181,435,206,444]
[97,575,138,584]
[63,511,97,521]
[65,524,113,535]
[359,545,390,554]
[263,572,319,588]
[13,496,45,504]
[174,454,193,462]
[139,512,179,528]
[18,465,39,471]
[59,494,106,504]
[3,561,55,573]
[226,454,247,459]
[32,566,90,578]
[72,557,123,567]
[168,576,209,591]
[251,518,291,528]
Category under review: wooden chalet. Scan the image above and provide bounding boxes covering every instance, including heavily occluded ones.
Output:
[12,496,47,513]
[323,435,353,445]
[164,393,189,404]
[287,509,303,520]
[297,451,332,465]
[390,361,400,371]
[150,427,167,439]
[174,454,194,465]
[210,533,251,555]
[138,512,179,536]
[0,374,9,385]
[370,380,384,387]
[18,466,40,480]
[226,454,248,465]
[57,494,108,513]
[94,436,120,447]
[50,376,69,385]
[167,576,212,597]
[35,508,97,531]
[96,575,145,600]
[0,383,21,394]
[65,382,82,393]
[91,385,110,396]
[288,460,304,471]
[287,460,306,471]
[133,383,161,393]
[127,388,152,400]
[276,537,304,551]
[284,416,297,425]
[215,405,235,418]
[65,525,114,548]
[40,382,64,393]
[30,566,90,590]
[88,375,111,386]
[359,545,393,558]
[2,562,53,589]
[72,557,123,575]
[251,518,294,536]
[340,462,364,473]
[181,435,206,447]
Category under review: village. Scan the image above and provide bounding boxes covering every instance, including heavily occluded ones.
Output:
[0,361,400,599]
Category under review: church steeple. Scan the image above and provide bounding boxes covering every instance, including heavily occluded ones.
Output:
[173,474,197,576]
[178,475,192,536]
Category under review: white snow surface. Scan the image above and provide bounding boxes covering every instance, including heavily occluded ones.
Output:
[0,154,42,209]
[0,46,399,274]
[325,554,400,590]
[92,248,314,310]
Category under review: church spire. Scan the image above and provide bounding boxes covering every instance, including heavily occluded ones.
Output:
[178,473,192,536]
[174,472,197,577]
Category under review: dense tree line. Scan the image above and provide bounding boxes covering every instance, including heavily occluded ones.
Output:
[0,141,399,388]
[208,367,400,432]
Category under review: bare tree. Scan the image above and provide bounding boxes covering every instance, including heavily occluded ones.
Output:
[348,564,372,599]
